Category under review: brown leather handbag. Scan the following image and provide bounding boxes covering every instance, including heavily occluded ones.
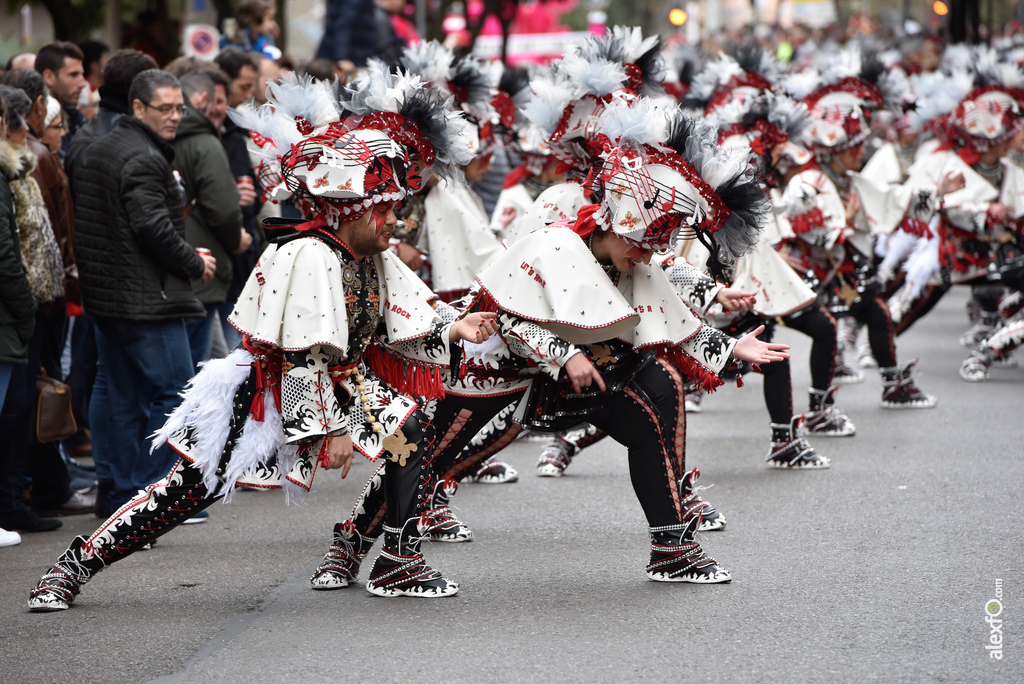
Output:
[32,371,77,444]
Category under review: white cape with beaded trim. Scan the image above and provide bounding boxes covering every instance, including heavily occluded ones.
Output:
[475,226,704,348]
[154,236,453,503]
[229,236,442,352]
[422,183,505,295]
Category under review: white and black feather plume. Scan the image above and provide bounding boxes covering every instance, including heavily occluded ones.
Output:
[571,25,665,95]
[662,108,767,260]
[765,91,812,141]
[400,40,455,88]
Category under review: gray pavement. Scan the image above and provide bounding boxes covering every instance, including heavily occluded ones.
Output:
[1,287,1021,683]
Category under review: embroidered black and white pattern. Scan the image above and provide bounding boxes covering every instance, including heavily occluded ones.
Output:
[334,249,381,357]
[281,347,346,443]
[681,326,734,369]
[664,259,719,312]
[383,319,449,363]
[500,314,579,378]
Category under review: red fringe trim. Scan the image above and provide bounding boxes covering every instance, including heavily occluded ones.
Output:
[467,289,501,314]
[655,345,725,394]
[503,164,531,189]
[900,217,933,239]
[242,337,284,422]
[790,207,827,235]
[364,342,447,400]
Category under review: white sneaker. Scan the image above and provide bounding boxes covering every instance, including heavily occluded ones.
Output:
[856,341,878,368]
[0,527,22,547]
[683,390,703,413]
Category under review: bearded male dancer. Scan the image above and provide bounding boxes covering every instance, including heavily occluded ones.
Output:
[27,71,499,610]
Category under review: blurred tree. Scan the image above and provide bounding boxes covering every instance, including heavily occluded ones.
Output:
[9,0,107,43]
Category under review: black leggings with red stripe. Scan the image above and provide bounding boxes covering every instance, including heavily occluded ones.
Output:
[60,412,433,574]
[348,358,695,537]
[350,392,526,540]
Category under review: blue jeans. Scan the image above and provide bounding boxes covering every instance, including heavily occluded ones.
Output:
[91,317,196,509]
[0,364,12,414]
[218,301,243,351]
[184,304,218,370]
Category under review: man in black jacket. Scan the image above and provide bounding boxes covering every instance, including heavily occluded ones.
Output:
[62,50,158,516]
[74,69,216,511]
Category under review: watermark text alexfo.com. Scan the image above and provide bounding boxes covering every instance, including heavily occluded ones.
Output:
[985,579,1004,660]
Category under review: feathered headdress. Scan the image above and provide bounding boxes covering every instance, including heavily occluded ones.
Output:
[231,68,470,227]
[940,44,975,75]
[521,27,665,174]
[661,43,700,101]
[716,91,813,179]
[815,43,910,114]
[944,47,1024,159]
[897,69,973,136]
[571,25,666,96]
[399,40,455,91]
[798,45,910,157]
[690,48,785,124]
[231,72,340,208]
[568,97,766,272]
[336,61,474,185]
[401,41,498,157]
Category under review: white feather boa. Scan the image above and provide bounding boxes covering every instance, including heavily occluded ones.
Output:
[151,349,309,504]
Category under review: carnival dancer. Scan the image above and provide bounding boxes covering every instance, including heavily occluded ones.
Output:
[26,72,499,611]
[519,26,670,473]
[935,59,1024,380]
[869,48,1024,379]
[869,68,972,340]
[537,52,842,476]
[687,52,853,459]
[776,68,943,409]
[685,72,848,466]
[310,95,790,588]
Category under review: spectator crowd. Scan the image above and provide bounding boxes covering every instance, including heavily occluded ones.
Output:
[0,0,428,549]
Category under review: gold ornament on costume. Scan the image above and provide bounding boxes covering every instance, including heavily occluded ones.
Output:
[383,429,418,466]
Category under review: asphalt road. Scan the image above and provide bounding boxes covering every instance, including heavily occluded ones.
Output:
[1,287,1020,684]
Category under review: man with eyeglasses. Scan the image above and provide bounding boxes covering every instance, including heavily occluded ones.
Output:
[72,69,217,514]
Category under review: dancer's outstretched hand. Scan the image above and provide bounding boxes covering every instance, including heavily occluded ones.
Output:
[450,312,500,343]
[733,325,790,364]
[716,288,757,313]
[324,433,354,478]
[939,171,965,196]
[565,352,606,393]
